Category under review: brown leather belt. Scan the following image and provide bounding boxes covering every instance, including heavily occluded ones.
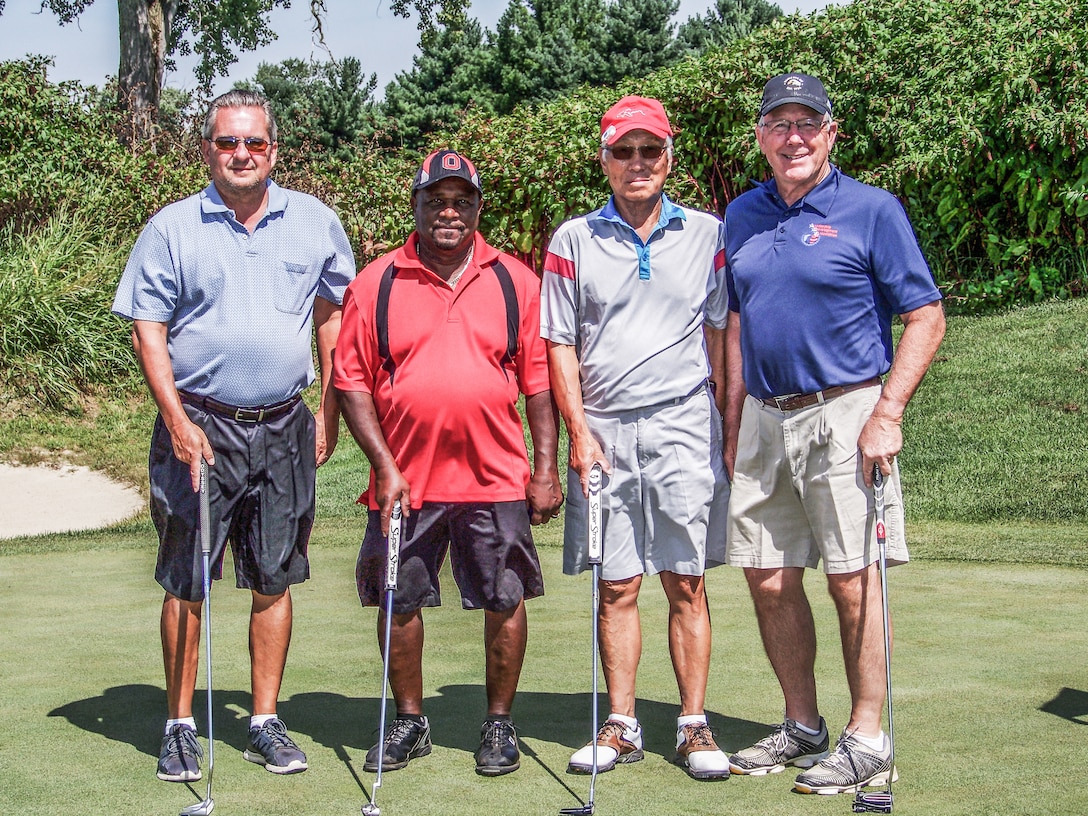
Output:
[179,391,302,423]
[760,377,881,412]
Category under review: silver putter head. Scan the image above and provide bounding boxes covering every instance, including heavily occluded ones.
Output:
[852,791,893,813]
[180,798,214,816]
[361,803,380,816]
[559,805,594,815]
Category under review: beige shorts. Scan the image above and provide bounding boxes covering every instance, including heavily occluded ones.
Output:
[726,385,908,574]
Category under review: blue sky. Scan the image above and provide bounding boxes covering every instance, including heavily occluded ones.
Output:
[0,0,837,97]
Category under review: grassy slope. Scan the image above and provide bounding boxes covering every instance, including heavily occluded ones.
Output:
[904,299,1088,524]
[6,297,1086,566]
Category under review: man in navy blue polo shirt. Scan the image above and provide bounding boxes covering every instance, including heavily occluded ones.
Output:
[722,73,945,795]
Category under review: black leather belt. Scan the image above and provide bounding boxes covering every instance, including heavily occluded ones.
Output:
[179,391,302,423]
[760,377,881,412]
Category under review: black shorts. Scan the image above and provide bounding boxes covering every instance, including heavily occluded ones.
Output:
[150,399,316,602]
[356,501,544,613]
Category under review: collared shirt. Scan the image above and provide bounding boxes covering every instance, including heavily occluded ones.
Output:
[333,232,550,508]
[112,181,356,406]
[725,166,942,400]
[541,194,728,413]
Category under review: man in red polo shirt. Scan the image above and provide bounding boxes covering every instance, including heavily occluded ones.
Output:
[333,150,563,777]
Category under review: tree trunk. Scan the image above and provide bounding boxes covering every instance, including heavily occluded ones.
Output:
[116,0,174,144]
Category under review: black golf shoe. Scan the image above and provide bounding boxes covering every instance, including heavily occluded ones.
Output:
[475,718,521,776]
[157,724,203,782]
[243,718,309,774]
[364,715,432,771]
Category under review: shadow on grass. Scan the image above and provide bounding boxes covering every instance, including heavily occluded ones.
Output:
[1040,686,1088,725]
[47,683,770,771]
[48,683,165,757]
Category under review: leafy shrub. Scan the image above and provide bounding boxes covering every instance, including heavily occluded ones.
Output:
[0,56,204,236]
[3,0,1087,416]
[391,0,1088,309]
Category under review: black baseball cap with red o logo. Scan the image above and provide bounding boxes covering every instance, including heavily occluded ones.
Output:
[412,149,482,194]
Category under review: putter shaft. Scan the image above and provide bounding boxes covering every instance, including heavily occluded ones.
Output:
[561,465,603,816]
[862,465,896,812]
[182,459,215,816]
[366,502,402,816]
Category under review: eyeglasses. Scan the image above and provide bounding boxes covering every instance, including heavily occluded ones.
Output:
[759,118,828,137]
[210,136,271,153]
[606,144,667,161]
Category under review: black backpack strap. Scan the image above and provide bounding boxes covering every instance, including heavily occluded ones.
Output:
[377,259,520,381]
[375,261,398,380]
[490,260,519,367]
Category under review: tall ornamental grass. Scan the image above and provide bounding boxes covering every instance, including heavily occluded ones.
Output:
[0,212,138,411]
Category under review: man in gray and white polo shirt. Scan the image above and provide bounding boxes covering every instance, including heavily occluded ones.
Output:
[113,89,355,785]
[541,95,731,781]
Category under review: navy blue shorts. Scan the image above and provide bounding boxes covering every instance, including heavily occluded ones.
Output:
[150,400,316,602]
[356,501,544,613]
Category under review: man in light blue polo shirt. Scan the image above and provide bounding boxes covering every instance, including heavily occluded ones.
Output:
[722,73,945,796]
[542,95,731,781]
[113,90,355,786]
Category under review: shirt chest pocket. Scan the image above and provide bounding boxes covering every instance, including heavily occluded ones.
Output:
[276,261,315,315]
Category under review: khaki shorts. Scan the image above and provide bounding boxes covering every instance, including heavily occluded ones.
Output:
[726,385,908,574]
[563,385,729,581]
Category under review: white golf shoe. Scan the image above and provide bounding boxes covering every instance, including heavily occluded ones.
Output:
[568,718,644,773]
[675,719,730,780]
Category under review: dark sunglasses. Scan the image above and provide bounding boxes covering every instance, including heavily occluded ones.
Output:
[607,144,667,161]
[210,136,271,153]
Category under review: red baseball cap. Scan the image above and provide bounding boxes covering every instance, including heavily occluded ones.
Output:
[599,96,674,146]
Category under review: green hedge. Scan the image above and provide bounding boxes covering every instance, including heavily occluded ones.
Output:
[0,57,205,236]
[332,0,1087,310]
[2,0,1086,378]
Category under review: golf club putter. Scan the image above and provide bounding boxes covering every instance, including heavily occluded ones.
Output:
[852,465,895,814]
[363,500,403,816]
[181,458,215,816]
[561,463,603,816]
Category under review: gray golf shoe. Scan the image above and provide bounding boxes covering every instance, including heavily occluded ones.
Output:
[728,717,829,776]
[243,718,309,774]
[157,724,203,782]
[793,730,897,794]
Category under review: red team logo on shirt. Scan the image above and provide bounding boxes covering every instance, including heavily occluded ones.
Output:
[802,223,839,246]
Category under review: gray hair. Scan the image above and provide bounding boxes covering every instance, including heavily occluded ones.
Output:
[202,89,278,142]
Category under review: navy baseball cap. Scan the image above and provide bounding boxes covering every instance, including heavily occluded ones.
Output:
[412,149,482,194]
[759,73,833,118]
